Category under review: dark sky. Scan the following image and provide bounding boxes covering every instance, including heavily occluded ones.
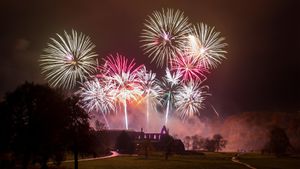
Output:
[0,0,299,115]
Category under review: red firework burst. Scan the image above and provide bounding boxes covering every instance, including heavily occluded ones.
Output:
[171,53,209,82]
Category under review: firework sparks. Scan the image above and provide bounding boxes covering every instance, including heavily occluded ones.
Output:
[211,104,220,118]
[76,78,115,128]
[141,8,191,67]
[159,68,182,125]
[99,54,144,129]
[175,81,210,119]
[40,30,98,89]
[138,67,162,129]
[171,52,209,82]
[183,23,227,69]
[165,67,182,85]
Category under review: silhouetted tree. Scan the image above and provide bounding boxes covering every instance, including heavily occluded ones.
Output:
[0,102,15,169]
[115,131,135,154]
[0,83,101,169]
[212,134,227,152]
[204,138,216,152]
[265,126,291,157]
[0,82,67,169]
[203,134,227,152]
[63,97,92,169]
[191,135,199,150]
[191,135,206,150]
[183,136,191,150]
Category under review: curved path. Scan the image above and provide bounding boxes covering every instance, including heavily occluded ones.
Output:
[231,155,256,169]
[48,151,119,164]
[66,151,119,163]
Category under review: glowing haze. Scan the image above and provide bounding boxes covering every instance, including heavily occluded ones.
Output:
[39,8,228,142]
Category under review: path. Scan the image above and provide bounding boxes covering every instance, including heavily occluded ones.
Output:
[48,151,119,164]
[231,154,256,169]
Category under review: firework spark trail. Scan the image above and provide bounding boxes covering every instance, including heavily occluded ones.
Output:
[40,30,98,89]
[101,111,110,129]
[99,54,144,130]
[211,104,220,118]
[146,95,149,128]
[76,78,115,128]
[141,8,191,67]
[165,93,171,125]
[171,52,209,82]
[160,68,182,125]
[123,99,128,130]
[137,68,162,130]
[175,81,211,119]
[183,23,227,69]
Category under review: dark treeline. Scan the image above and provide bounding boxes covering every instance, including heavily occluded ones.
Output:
[217,111,300,154]
[0,82,107,169]
[183,134,227,152]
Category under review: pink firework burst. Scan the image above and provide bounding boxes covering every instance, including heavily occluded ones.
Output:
[171,53,209,82]
[98,53,144,129]
[99,54,142,76]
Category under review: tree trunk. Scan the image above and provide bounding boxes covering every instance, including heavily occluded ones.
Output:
[74,145,78,169]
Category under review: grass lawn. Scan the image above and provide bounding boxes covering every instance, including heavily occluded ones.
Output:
[239,153,300,169]
[59,152,246,169]
[46,152,300,169]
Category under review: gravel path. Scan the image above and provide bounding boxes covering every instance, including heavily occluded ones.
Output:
[231,155,256,169]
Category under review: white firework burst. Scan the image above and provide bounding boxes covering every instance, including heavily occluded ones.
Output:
[165,67,182,85]
[141,8,191,67]
[138,67,163,109]
[184,23,227,69]
[175,81,210,119]
[138,67,163,127]
[77,78,115,114]
[40,30,98,89]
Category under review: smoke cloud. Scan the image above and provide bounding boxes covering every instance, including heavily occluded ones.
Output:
[89,102,300,152]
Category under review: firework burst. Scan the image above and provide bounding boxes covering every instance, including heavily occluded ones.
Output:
[99,54,144,129]
[138,67,162,129]
[40,30,98,89]
[171,52,209,82]
[175,81,210,119]
[141,8,191,67]
[183,23,227,69]
[77,78,115,114]
[76,78,115,128]
[159,68,182,125]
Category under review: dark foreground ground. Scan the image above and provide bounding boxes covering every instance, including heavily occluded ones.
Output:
[50,152,300,169]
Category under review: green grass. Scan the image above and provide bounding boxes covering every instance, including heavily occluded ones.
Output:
[239,153,300,169]
[46,152,300,169]
[59,153,246,169]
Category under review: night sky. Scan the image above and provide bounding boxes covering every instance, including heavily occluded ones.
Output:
[0,0,299,116]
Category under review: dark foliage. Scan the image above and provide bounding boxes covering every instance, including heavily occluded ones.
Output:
[0,83,101,169]
[212,134,227,152]
[184,134,227,152]
[204,134,227,152]
[0,82,67,169]
[264,126,291,157]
